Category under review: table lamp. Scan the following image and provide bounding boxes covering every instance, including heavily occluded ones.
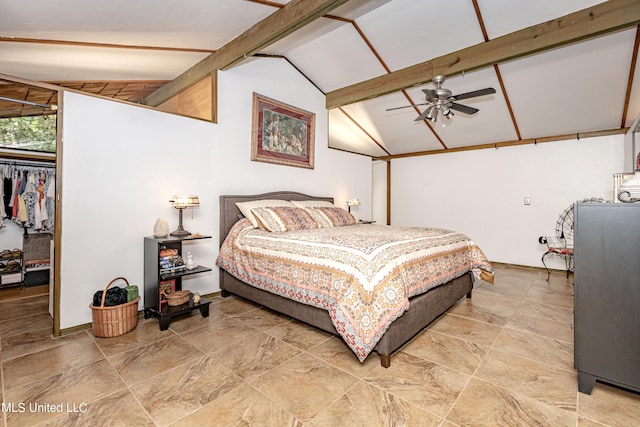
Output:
[169,195,199,237]
[346,198,360,213]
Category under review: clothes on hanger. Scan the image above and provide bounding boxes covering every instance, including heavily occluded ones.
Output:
[3,175,12,217]
[0,169,4,228]
[0,161,55,231]
[45,175,55,230]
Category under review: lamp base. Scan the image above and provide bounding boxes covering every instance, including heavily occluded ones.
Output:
[170,227,191,237]
[170,208,191,237]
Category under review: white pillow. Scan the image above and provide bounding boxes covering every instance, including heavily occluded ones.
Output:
[236,199,295,228]
[290,200,335,208]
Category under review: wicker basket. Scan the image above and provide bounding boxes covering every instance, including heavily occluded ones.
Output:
[166,289,190,306]
[90,277,140,338]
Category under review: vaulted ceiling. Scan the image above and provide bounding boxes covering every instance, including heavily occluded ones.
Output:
[1,0,639,159]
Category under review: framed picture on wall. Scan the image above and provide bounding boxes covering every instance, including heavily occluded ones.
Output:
[251,93,315,169]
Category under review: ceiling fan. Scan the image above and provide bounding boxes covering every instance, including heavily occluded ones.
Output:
[387,75,496,122]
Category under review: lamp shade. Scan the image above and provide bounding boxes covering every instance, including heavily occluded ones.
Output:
[346,198,361,207]
[170,195,199,208]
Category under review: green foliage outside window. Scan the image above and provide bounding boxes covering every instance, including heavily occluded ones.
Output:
[0,115,56,153]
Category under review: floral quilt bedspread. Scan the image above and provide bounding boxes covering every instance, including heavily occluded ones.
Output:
[216,219,494,361]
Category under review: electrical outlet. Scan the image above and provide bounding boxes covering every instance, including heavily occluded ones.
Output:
[524,197,531,205]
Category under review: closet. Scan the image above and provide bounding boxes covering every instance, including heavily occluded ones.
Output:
[0,159,55,290]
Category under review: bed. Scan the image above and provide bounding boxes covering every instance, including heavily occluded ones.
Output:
[216,191,493,368]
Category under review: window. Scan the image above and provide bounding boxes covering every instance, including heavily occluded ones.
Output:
[0,115,56,153]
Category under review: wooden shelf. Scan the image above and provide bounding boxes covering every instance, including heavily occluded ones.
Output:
[143,235,212,330]
[159,265,212,281]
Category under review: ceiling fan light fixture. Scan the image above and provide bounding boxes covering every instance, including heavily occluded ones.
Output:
[424,106,434,120]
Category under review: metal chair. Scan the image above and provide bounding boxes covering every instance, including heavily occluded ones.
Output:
[538,198,608,281]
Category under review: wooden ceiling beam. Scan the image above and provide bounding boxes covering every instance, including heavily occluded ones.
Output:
[373,128,629,161]
[326,0,640,109]
[0,36,214,53]
[143,0,350,107]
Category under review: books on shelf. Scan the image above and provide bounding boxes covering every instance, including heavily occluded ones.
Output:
[158,245,185,275]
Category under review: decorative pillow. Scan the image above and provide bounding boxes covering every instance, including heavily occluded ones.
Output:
[304,208,334,228]
[289,200,336,227]
[312,207,357,227]
[236,200,295,228]
[252,206,319,232]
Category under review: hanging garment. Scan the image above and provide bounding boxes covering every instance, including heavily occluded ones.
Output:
[18,171,27,194]
[46,175,55,198]
[45,175,55,229]
[23,172,36,226]
[11,172,22,219]
[8,171,18,208]
[34,178,48,229]
[3,177,12,216]
[0,170,5,226]
[17,194,28,223]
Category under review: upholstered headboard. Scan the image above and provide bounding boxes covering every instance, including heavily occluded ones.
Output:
[219,191,334,245]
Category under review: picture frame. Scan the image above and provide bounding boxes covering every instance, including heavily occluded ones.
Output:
[251,93,315,169]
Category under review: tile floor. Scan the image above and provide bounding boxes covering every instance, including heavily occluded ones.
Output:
[1,265,639,426]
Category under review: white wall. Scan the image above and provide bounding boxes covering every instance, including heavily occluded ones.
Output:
[390,135,625,269]
[625,116,640,172]
[0,221,24,252]
[59,57,372,329]
[372,160,387,224]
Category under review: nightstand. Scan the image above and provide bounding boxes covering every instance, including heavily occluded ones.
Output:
[358,220,376,224]
[143,235,212,330]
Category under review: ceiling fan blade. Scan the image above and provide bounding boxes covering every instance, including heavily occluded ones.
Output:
[414,108,432,122]
[452,87,496,101]
[386,102,429,112]
[422,88,437,101]
[449,103,479,115]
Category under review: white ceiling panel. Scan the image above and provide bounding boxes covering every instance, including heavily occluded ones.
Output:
[0,0,273,49]
[625,58,640,128]
[328,108,389,157]
[263,16,348,55]
[282,23,387,92]
[0,42,207,81]
[356,0,484,71]
[343,92,444,154]
[477,0,607,39]
[265,0,395,55]
[499,29,636,138]
[330,0,393,20]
